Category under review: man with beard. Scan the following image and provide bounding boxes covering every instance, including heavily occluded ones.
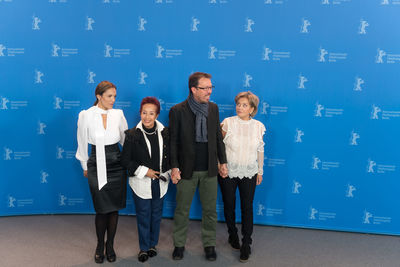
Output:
[169,72,228,261]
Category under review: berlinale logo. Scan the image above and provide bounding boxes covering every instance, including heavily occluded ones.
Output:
[300,18,311,33]
[298,74,308,89]
[292,180,302,194]
[363,210,373,224]
[346,184,356,198]
[0,44,6,57]
[86,17,95,31]
[32,15,41,30]
[138,16,147,31]
[4,147,13,160]
[309,207,318,220]
[138,70,148,85]
[349,130,360,146]
[40,170,49,184]
[370,105,381,120]
[38,121,47,135]
[353,77,364,91]
[375,49,386,63]
[88,70,96,84]
[294,129,304,143]
[262,46,272,61]
[243,73,252,88]
[191,17,200,31]
[358,19,368,34]
[51,43,61,57]
[1,96,10,110]
[8,195,16,208]
[318,47,328,62]
[104,44,113,58]
[244,18,255,32]
[35,69,44,84]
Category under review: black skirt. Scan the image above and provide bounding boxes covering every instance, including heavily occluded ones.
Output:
[87,143,127,214]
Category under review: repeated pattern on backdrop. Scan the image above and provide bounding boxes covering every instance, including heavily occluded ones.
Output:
[1,0,400,235]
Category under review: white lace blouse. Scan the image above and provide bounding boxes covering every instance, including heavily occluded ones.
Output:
[221,116,266,179]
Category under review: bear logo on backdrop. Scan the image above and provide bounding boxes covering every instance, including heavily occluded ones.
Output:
[298,74,308,89]
[346,185,356,198]
[1,97,9,110]
[358,19,369,34]
[86,17,95,31]
[353,77,364,91]
[38,121,46,135]
[87,70,96,84]
[8,196,16,208]
[292,181,302,194]
[138,70,148,85]
[138,16,147,31]
[40,170,49,184]
[295,129,304,143]
[4,147,13,160]
[32,16,41,30]
[0,44,6,56]
[191,17,200,31]
[300,18,311,33]
[35,70,44,84]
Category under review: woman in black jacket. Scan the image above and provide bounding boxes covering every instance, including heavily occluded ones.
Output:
[121,97,170,263]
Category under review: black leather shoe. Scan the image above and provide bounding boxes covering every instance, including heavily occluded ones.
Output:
[105,241,116,262]
[94,242,104,264]
[147,247,157,257]
[204,246,217,261]
[138,251,149,262]
[228,234,240,250]
[172,246,185,260]
[239,244,251,262]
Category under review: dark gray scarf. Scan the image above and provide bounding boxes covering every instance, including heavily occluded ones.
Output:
[188,94,208,142]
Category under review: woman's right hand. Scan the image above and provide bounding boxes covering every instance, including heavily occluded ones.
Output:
[83,170,88,178]
[146,169,160,179]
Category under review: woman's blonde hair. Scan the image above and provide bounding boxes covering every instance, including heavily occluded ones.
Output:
[234,91,260,117]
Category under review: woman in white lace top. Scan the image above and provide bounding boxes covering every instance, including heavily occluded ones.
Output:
[218,91,265,263]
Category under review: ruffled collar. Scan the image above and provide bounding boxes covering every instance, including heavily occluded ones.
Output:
[236,115,252,124]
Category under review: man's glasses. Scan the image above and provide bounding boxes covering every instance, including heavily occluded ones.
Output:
[196,86,215,91]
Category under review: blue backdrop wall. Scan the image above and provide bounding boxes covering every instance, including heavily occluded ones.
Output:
[1,0,400,236]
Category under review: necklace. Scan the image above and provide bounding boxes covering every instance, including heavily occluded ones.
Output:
[144,126,157,135]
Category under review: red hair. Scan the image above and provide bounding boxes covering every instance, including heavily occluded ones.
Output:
[140,97,160,114]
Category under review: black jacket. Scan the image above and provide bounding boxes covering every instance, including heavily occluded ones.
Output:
[169,99,227,179]
[121,125,170,177]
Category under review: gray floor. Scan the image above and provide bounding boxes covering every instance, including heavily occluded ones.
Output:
[0,215,399,267]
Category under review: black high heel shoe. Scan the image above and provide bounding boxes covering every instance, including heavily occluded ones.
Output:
[106,240,116,262]
[94,242,105,264]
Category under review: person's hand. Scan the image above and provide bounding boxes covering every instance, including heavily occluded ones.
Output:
[83,170,88,178]
[219,163,228,178]
[146,169,160,179]
[256,174,263,185]
[171,168,181,184]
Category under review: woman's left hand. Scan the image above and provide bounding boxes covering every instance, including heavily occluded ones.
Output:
[256,174,263,185]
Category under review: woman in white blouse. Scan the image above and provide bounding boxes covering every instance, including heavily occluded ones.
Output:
[76,81,128,264]
[218,91,265,263]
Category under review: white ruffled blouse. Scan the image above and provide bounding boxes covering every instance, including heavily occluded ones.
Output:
[222,116,266,179]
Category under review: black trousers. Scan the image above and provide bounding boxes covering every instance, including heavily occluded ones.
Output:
[218,174,257,245]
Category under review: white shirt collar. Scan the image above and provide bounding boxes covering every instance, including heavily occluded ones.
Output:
[136,120,165,132]
[94,105,110,114]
